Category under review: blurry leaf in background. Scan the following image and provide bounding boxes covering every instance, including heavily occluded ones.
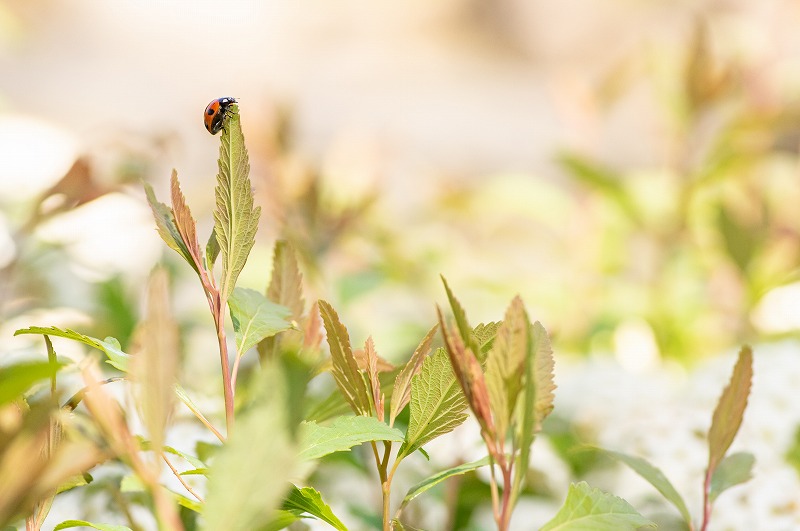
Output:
[600,449,691,526]
[709,451,754,503]
[14,326,130,372]
[132,267,179,462]
[0,360,64,406]
[53,520,132,531]
[259,240,305,362]
[202,363,297,531]
[0,401,104,528]
[540,482,655,530]
[94,275,138,349]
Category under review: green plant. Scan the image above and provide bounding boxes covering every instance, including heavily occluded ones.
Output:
[2,102,756,531]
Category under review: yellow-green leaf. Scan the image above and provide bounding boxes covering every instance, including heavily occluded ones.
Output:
[708,346,753,472]
[540,482,655,530]
[318,300,370,416]
[212,105,261,303]
[229,287,292,357]
[399,348,469,460]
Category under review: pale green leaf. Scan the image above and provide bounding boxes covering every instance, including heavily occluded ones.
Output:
[708,346,753,472]
[259,240,305,360]
[298,416,404,461]
[202,365,296,531]
[485,296,528,441]
[389,325,437,426]
[213,105,261,302]
[710,452,755,503]
[602,449,691,525]
[261,510,302,531]
[284,485,348,531]
[399,456,490,512]
[531,321,556,432]
[54,520,132,531]
[144,181,197,273]
[14,326,130,372]
[473,321,501,354]
[513,320,555,501]
[56,473,92,494]
[399,348,469,460]
[229,287,292,357]
[0,361,64,405]
[540,482,656,531]
[318,300,370,415]
[205,230,220,272]
[133,268,179,455]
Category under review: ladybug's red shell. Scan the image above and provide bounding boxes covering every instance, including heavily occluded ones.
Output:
[204,97,237,135]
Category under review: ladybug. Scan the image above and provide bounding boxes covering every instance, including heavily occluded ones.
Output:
[204,97,237,135]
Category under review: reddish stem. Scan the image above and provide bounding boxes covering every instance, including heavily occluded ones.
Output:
[700,467,713,531]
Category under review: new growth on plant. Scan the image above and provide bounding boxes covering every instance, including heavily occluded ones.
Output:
[4,99,757,531]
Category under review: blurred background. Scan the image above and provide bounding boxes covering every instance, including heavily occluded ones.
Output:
[2,0,800,529]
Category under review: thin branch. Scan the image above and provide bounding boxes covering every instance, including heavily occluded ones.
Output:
[163,453,205,503]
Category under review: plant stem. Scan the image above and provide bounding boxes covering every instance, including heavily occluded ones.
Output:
[700,468,713,531]
[163,453,204,502]
[213,295,235,435]
[371,441,394,531]
[499,465,514,531]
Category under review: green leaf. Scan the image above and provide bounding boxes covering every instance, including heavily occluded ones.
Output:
[473,322,501,354]
[54,521,132,531]
[0,360,64,405]
[709,452,755,503]
[399,348,469,460]
[708,346,753,472]
[56,473,93,494]
[298,416,404,461]
[485,297,528,442]
[14,326,130,372]
[540,482,656,531]
[144,181,197,273]
[601,449,691,525]
[229,287,292,357]
[558,153,640,224]
[202,364,296,531]
[284,485,348,530]
[213,105,261,303]
[389,325,438,427]
[399,456,491,512]
[318,300,371,415]
[530,321,556,432]
[513,321,555,501]
[259,240,305,360]
[205,230,220,272]
[133,268,179,455]
[261,510,302,531]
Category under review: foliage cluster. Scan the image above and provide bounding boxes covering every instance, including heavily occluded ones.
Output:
[2,104,757,531]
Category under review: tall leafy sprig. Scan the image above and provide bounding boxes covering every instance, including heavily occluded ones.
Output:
[437,279,555,531]
[144,104,265,434]
[591,346,754,531]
